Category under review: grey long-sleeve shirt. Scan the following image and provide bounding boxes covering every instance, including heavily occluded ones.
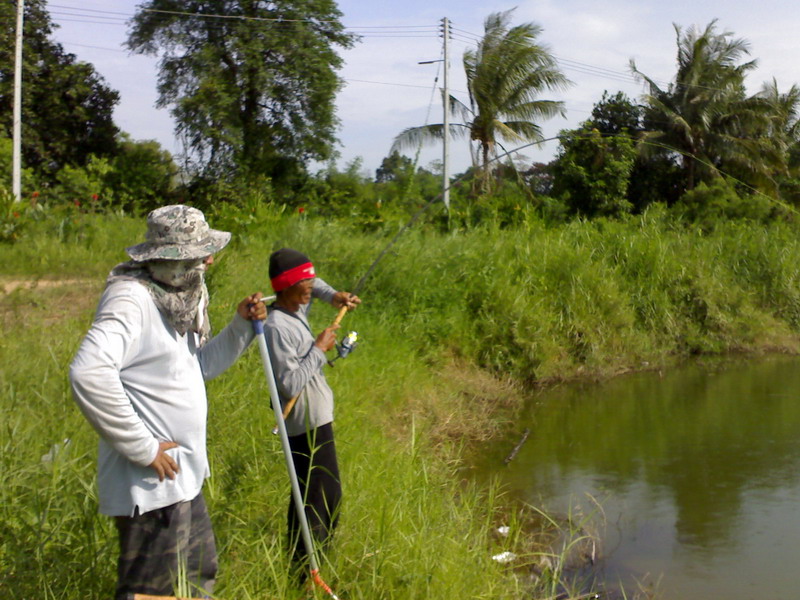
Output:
[264,278,337,437]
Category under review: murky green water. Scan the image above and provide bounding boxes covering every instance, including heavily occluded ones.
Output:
[479,355,800,599]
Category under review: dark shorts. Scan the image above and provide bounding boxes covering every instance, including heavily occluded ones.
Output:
[114,491,217,600]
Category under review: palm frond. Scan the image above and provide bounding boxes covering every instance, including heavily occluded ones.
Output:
[448,95,474,124]
[390,124,445,153]
[495,120,543,143]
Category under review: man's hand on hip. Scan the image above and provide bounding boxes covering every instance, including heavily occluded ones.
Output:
[149,441,180,481]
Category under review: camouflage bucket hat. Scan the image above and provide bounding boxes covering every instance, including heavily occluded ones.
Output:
[125,205,231,262]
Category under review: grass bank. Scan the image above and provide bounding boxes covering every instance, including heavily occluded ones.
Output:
[3,206,800,598]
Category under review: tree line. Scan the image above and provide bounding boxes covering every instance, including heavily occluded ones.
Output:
[1,2,798,229]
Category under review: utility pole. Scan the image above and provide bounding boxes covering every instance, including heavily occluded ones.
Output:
[441,16,450,209]
[12,0,24,200]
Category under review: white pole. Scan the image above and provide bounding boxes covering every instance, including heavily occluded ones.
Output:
[12,0,24,200]
[253,322,321,574]
[441,17,450,209]
[252,320,341,599]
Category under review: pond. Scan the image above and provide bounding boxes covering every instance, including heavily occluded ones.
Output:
[476,355,800,599]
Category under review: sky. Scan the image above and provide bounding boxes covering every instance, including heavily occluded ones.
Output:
[42,0,800,178]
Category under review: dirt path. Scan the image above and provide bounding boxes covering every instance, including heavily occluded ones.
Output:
[0,278,94,295]
[0,277,102,326]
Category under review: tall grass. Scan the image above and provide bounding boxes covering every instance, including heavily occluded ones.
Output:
[3,205,800,598]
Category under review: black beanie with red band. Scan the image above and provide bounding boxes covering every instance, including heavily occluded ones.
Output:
[269,248,316,292]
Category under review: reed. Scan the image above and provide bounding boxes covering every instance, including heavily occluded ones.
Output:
[4,205,800,598]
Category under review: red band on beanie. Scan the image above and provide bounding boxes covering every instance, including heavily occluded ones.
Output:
[271,262,315,292]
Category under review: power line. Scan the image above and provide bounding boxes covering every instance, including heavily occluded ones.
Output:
[450,23,758,96]
[48,4,130,17]
[48,2,437,29]
[47,4,440,39]
[451,25,647,86]
[60,41,127,53]
[352,34,439,39]
[43,6,661,93]
[345,78,439,90]
[49,9,127,21]
[50,17,127,26]
[46,8,761,104]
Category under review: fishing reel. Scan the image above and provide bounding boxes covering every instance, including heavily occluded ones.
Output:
[328,331,358,366]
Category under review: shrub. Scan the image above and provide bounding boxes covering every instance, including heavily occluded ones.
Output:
[674,179,776,227]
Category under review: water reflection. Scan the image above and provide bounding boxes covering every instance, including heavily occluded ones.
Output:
[482,355,800,598]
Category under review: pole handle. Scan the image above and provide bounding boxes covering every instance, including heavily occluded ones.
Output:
[332,305,348,326]
[252,318,265,335]
[281,393,300,421]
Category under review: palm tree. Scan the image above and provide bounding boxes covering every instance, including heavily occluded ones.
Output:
[757,79,800,173]
[631,20,783,193]
[392,10,569,191]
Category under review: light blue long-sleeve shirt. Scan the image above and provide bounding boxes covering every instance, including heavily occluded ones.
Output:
[70,280,254,516]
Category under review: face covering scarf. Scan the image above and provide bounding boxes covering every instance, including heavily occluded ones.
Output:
[107,259,212,345]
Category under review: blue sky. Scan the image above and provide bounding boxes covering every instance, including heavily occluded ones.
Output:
[45,0,800,177]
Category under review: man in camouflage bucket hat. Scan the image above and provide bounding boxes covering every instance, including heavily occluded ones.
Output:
[70,205,266,599]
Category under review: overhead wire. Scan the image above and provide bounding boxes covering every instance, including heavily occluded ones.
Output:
[45,4,770,98]
[450,23,771,97]
[345,79,438,90]
[450,25,650,87]
[48,16,127,26]
[47,2,439,31]
[49,11,127,23]
[46,17,439,40]
[389,47,444,212]
[60,41,127,53]
[44,4,678,95]
[47,4,130,17]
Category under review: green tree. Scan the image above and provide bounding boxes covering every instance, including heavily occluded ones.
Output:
[0,0,120,181]
[106,135,179,212]
[552,126,636,218]
[375,151,415,184]
[521,161,555,196]
[392,10,569,191]
[631,20,782,193]
[587,90,683,210]
[757,79,800,171]
[127,1,356,186]
[590,91,643,136]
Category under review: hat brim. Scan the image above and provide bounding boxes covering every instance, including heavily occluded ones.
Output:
[126,229,231,262]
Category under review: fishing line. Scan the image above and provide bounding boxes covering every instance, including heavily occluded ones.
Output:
[388,48,444,209]
[351,136,546,294]
[350,130,795,295]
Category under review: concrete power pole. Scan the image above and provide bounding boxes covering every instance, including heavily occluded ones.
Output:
[12,0,24,200]
[441,17,450,209]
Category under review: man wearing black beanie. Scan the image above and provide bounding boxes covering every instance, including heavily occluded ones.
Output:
[264,248,360,577]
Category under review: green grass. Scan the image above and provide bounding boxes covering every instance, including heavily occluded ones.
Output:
[3,205,800,598]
